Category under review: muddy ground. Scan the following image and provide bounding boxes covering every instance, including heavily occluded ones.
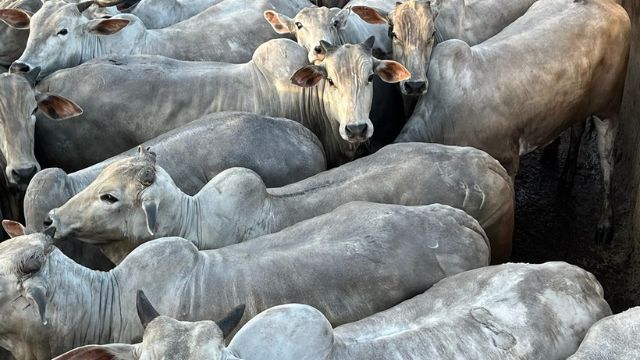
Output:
[514,126,637,313]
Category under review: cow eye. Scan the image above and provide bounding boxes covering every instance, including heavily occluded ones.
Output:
[100,193,119,204]
[326,77,335,86]
[368,74,374,83]
[295,22,303,29]
[57,29,68,36]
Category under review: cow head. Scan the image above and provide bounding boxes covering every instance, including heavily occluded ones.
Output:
[290,38,410,143]
[0,230,57,360]
[352,0,438,96]
[45,147,175,244]
[265,7,356,64]
[0,74,83,187]
[53,291,245,360]
[9,0,143,80]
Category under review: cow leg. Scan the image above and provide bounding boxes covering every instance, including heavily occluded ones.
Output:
[559,121,587,192]
[593,114,617,244]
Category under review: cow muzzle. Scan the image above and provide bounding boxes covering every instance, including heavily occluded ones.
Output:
[9,62,42,84]
[402,80,428,96]
[5,164,38,186]
[344,123,370,143]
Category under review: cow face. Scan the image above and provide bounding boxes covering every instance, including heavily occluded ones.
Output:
[9,0,142,80]
[53,292,244,360]
[45,147,171,245]
[353,0,438,96]
[265,7,351,63]
[0,232,55,360]
[291,38,410,143]
[0,74,82,187]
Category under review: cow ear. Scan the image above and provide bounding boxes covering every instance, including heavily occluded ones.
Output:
[52,344,138,360]
[374,59,411,83]
[263,10,294,34]
[87,18,130,35]
[351,6,388,24]
[215,304,245,338]
[0,9,31,29]
[2,220,26,238]
[35,93,83,120]
[331,8,350,29]
[290,65,327,87]
[141,198,158,236]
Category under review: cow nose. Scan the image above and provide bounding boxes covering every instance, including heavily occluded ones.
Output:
[43,214,54,228]
[314,45,322,54]
[9,61,31,74]
[404,81,427,95]
[12,166,38,184]
[345,123,368,139]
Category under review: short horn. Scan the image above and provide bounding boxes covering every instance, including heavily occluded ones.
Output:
[76,1,94,13]
[43,226,56,238]
[94,0,125,7]
[136,290,160,329]
[215,304,245,338]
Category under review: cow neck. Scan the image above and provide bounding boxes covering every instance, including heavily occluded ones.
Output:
[81,33,130,64]
[161,191,204,247]
[44,250,124,355]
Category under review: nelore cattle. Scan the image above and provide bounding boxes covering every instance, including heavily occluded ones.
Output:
[54,262,610,360]
[46,143,514,264]
[569,307,640,360]
[0,202,489,359]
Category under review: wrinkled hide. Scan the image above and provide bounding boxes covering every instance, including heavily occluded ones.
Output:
[12,0,310,79]
[50,143,514,263]
[0,202,490,359]
[395,0,630,242]
[568,307,640,360]
[124,0,226,29]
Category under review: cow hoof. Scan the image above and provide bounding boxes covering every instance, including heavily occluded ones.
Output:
[595,225,613,244]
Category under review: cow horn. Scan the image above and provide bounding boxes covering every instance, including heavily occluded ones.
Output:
[215,304,245,338]
[76,1,94,13]
[94,0,124,7]
[136,290,160,329]
[362,36,376,51]
[43,226,56,239]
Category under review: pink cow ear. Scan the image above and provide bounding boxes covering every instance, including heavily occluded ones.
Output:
[2,220,26,238]
[36,93,84,120]
[87,18,131,35]
[52,344,138,360]
[264,10,294,34]
[290,65,327,87]
[0,9,31,29]
[351,6,388,24]
[374,60,411,83]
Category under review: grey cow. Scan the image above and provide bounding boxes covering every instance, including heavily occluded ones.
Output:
[94,0,226,29]
[352,0,539,96]
[568,306,640,360]
[0,202,490,359]
[47,143,514,264]
[20,112,326,235]
[394,0,630,242]
[7,0,312,79]
[0,0,40,67]
[0,39,409,180]
[54,262,611,360]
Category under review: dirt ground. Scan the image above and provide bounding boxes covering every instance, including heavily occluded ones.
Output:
[513,127,637,313]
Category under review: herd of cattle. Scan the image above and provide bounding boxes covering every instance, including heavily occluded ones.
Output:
[0,0,635,358]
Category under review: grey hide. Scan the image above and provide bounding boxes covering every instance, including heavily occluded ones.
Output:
[0,39,409,173]
[9,0,311,79]
[24,112,326,234]
[0,202,490,359]
[48,143,514,264]
[53,262,611,360]
[0,0,40,66]
[352,0,539,96]
[102,0,226,29]
[395,0,630,242]
[568,306,640,360]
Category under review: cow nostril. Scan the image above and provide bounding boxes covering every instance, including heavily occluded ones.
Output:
[9,61,31,74]
[314,45,322,54]
[43,215,53,228]
[404,81,427,94]
[345,123,368,137]
[11,166,38,183]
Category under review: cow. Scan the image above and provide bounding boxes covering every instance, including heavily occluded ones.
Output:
[2,111,326,267]
[0,0,40,67]
[0,201,490,359]
[53,291,246,360]
[0,39,409,181]
[350,0,539,97]
[391,0,630,243]
[94,0,226,29]
[46,143,514,264]
[54,262,611,360]
[568,306,640,360]
[6,0,312,79]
